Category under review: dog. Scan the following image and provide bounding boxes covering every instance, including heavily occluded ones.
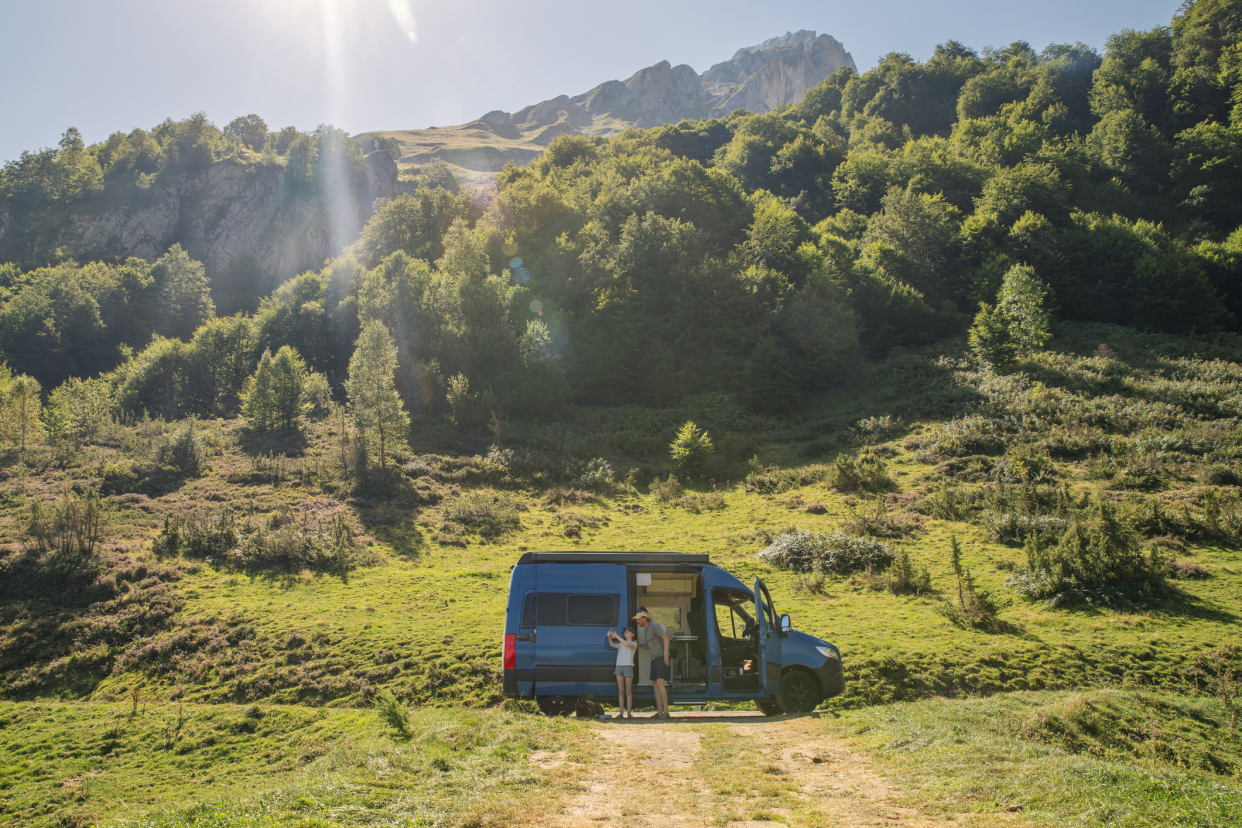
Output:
[575,693,605,718]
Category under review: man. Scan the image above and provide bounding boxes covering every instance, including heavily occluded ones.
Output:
[634,608,671,718]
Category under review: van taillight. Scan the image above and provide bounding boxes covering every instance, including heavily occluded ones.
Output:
[503,633,516,670]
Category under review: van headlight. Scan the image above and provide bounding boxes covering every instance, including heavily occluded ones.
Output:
[815,646,837,659]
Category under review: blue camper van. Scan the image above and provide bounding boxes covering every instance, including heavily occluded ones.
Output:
[502,551,844,716]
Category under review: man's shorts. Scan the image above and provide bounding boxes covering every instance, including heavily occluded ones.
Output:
[615,665,634,677]
[651,658,671,681]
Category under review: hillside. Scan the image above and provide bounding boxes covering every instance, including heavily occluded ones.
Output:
[5,2,1242,825]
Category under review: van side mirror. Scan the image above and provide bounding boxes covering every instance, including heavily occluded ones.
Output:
[780,613,791,633]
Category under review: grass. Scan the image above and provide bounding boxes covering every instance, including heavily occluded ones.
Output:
[822,689,1242,827]
[3,321,1242,821]
[0,701,584,828]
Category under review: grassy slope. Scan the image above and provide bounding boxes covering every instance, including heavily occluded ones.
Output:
[3,322,1242,824]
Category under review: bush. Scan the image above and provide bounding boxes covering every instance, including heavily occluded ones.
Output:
[577,458,616,491]
[1007,500,1169,606]
[984,511,1069,545]
[745,462,830,494]
[375,689,411,739]
[758,529,894,574]
[827,451,895,493]
[650,473,681,503]
[154,507,359,574]
[884,548,933,595]
[26,489,106,561]
[440,491,521,539]
[156,422,206,474]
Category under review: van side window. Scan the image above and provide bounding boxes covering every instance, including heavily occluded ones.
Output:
[521,593,537,627]
[567,594,617,626]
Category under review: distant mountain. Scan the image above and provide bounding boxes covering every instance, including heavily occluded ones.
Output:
[364,31,855,187]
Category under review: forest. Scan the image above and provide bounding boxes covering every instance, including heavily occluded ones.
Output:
[5,3,1242,443]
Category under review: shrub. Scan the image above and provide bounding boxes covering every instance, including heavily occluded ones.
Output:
[154,507,358,574]
[650,473,681,503]
[938,534,1004,630]
[745,462,830,494]
[1007,500,1169,606]
[827,451,895,493]
[577,458,616,491]
[156,422,206,474]
[26,489,106,561]
[676,491,727,513]
[758,529,894,574]
[884,548,933,595]
[440,491,521,539]
[850,415,903,444]
[984,511,1069,545]
[669,421,714,476]
[375,689,411,738]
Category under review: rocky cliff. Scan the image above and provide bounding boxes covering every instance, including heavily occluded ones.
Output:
[364,30,856,186]
[1,151,397,302]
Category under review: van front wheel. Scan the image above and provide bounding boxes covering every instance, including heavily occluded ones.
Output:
[537,695,574,716]
[776,671,820,714]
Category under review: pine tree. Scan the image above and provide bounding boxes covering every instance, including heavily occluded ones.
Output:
[269,346,309,429]
[346,321,409,473]
[241,350,277,431]
[669,421,714,477]
[996,264,1052,351]
[949,534,964,607]
[6,373,43,452]
[968,302,1017,369]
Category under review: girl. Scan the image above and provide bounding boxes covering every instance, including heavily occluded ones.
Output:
[608,627,637,718]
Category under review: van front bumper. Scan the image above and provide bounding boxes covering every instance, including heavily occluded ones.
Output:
[814,653,845,700]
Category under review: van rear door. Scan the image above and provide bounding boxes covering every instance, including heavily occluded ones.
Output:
[533,563,627,698]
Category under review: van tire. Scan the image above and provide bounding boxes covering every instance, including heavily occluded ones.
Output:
[536,695,574,716]
[755,699,782,716]
[776,671,820,714]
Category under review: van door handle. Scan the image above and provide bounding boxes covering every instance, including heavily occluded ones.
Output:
[517,633,535,642]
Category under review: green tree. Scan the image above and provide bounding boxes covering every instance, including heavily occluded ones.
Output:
[242,346,309,431]
[968,302,1017,369]
[669,421,714,477]
[346,321,409,472]
[224,114,269,151]
[5,373,43,451]
[153,245,215,340]
[996,264,1052,351]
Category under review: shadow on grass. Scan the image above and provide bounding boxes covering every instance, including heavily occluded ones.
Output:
[372,524,427,562]
[238,427,310,458]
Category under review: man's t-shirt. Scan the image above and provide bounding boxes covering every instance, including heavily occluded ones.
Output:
[640,621,668,659]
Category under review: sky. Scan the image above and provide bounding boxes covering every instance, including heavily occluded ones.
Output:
[0,0,1184,165]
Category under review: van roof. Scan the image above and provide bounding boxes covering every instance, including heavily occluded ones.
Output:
[515,551,710,565]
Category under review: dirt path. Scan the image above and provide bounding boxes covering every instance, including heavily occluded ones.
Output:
[531,714,1033,828]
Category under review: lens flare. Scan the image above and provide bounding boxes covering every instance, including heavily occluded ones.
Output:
[514,268,531,285]
[509,257,523,270]
[386,0,417,43]
[529,300,543,315]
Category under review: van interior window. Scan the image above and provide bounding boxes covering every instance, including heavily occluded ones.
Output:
[632,572,706,691]
[714,590,761,693]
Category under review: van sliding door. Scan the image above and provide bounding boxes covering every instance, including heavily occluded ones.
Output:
[533,564,627,697]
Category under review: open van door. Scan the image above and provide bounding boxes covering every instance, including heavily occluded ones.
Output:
[754,577,784,694]
[753,578,771,693]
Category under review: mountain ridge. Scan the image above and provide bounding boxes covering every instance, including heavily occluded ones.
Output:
[364,30,855,188]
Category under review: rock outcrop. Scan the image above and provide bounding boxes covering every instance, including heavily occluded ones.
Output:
[495,30,856,135]
[7,151,397,287]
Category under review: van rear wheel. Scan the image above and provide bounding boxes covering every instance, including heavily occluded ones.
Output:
[536,695,574,716]
[776,671,820,714]
[755,699,782,716]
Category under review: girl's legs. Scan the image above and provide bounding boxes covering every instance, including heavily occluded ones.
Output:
[615,674,626,718]
[624,676,633,716]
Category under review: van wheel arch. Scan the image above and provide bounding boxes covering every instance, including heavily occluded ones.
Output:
[776,668,821,714]
[536,695,574,717]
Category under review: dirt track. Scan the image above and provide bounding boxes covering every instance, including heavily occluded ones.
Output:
[529,713,1032,828]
